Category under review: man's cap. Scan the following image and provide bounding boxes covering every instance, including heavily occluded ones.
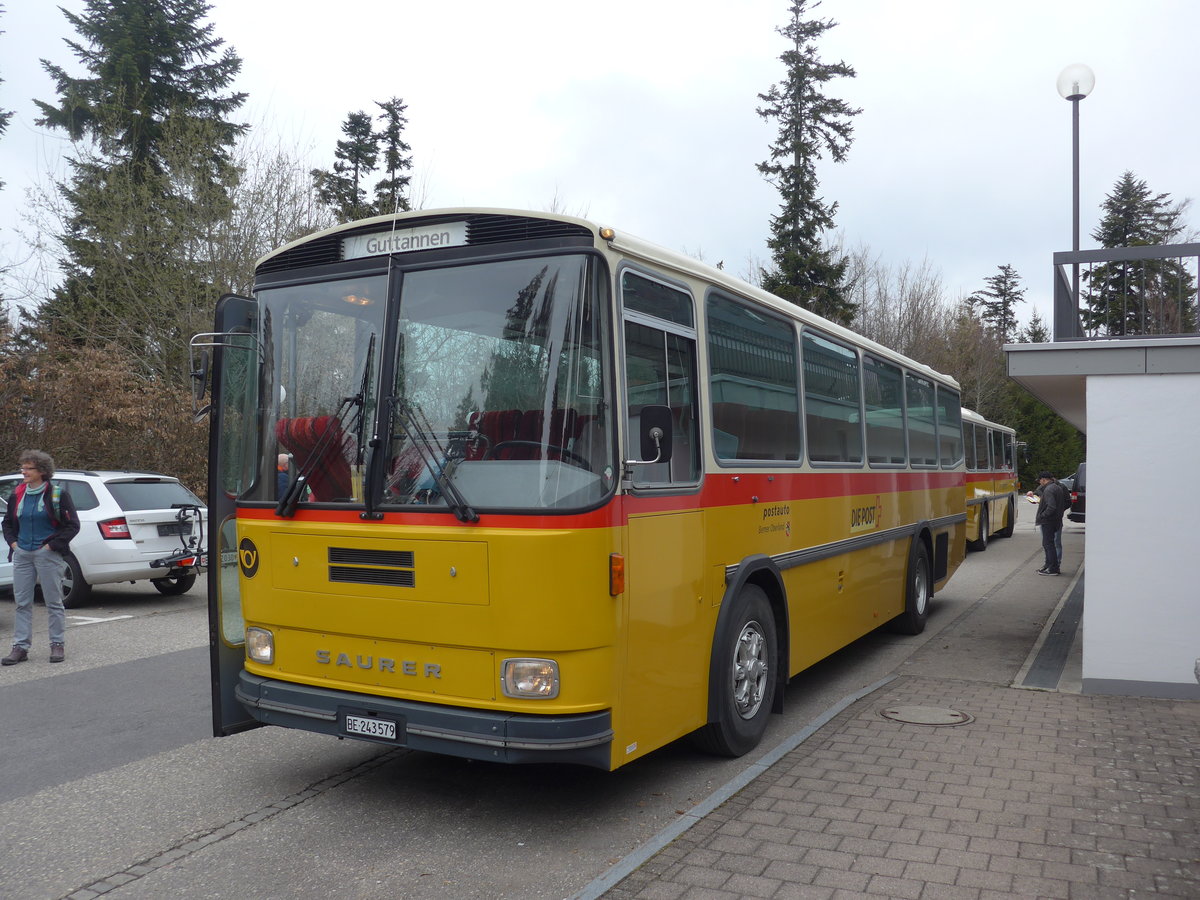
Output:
[1038,471,1054,480]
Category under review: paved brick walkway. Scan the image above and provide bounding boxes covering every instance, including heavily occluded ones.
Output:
[602,676,1200,899]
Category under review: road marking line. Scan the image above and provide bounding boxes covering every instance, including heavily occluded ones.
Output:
[67,615,135,626]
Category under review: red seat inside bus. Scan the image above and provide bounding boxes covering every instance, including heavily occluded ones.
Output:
[472,408,586,461]
[275,416,353,501]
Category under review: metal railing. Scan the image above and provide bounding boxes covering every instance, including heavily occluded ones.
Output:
[1053,243,1200,340]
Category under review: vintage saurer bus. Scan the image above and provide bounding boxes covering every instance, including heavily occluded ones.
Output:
[196,208,967,771]
[961,408,1019,551]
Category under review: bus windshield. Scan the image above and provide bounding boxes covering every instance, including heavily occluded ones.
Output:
[263,275,387,506]
[383,254,613,511]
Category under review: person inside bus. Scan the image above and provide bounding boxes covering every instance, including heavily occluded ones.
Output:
[277,453,290,497]
[3,450,81,665]
[1033,471,1069,576]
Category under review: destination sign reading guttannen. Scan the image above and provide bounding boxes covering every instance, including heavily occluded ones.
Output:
[342,221,467,260]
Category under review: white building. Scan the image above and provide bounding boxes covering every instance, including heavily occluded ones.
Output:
[1006,244,1200,700]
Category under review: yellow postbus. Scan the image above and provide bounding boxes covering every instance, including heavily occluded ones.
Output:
[961,408,1019,551]
[196,208,967,771]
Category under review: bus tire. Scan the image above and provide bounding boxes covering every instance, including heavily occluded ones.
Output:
[996,499,1015,538]
[887,540,931,635]
[692,584,777,758]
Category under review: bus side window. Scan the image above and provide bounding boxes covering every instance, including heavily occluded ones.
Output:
[803,331,863,465]
[706,292,801,463]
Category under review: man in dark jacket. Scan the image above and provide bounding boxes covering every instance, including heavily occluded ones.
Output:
[1033,471,1069,576]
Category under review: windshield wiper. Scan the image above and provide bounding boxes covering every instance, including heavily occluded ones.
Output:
[389,397,478,523]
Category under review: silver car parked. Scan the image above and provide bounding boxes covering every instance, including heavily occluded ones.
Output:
[0,497,12,594]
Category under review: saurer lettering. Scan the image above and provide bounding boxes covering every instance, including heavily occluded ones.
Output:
[316,649,441,678]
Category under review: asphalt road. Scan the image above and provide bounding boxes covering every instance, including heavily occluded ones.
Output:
[0,517,1082,899]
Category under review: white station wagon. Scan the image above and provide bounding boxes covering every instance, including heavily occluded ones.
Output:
[0,470,205,607]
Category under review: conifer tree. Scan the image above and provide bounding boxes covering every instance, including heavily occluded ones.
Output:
[757,0,860,325]
[32,0,247,382]
[372,97,413,215]
[969,264,1026,343]
[1022,309,1050,343]
[311,111,379,222]
[1082,171,1196,335]
[36,0,245,181]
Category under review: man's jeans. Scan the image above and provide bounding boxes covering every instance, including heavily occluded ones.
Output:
[11,546,67,649]
[1040,523,1063,573]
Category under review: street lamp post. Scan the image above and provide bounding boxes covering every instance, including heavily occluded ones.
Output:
[1057,64,1095,309]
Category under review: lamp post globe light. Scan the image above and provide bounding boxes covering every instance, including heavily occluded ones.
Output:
[1057,63,1095,308]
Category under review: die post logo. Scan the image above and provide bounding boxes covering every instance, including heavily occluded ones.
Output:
[850,495,883,534]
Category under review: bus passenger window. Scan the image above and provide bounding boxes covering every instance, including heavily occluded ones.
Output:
[863,355,905,466]
[707,293,800,461]
[621,269,699,487]
[905,374,937,467]
[803,331,863,464]
[975,423,990,470]
[937,388,963,468]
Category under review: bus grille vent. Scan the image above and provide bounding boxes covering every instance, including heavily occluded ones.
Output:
[465,215,593,245]
[256,240,341,274]
[329,548,414,568]
[328,548,415,587]
[329,566,415,587]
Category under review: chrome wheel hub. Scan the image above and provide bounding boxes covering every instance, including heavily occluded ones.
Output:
[732,620,769,719]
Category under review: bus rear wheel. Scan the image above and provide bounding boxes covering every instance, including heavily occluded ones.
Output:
[692,585,777,758]
[887,540,931,635]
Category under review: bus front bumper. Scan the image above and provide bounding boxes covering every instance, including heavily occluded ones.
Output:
[235,671,615,769]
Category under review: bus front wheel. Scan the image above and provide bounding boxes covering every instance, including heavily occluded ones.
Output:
[888,541,931,635]
[692,585,777,758]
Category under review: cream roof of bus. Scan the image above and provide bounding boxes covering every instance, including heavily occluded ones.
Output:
[255,207,960,391]
[253,206,601,270]
[961,407,1016,433]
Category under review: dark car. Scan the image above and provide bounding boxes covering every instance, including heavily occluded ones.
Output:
[1067,462,1086,523]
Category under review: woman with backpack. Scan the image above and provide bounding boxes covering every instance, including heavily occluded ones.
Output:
[2,450,80,665]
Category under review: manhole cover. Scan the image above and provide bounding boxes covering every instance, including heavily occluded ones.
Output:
[879,705,974,726]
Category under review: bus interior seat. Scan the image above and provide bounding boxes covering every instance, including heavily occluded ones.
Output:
[472,408,587,462]
[274,416,353,501]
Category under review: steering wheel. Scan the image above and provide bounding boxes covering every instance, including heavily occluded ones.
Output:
[486,441,591,471]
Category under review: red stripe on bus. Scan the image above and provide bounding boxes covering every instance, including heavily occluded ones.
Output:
[239,470,965,530]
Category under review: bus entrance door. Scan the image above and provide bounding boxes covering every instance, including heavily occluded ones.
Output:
[203,293,262,736]
[623,509,707,763]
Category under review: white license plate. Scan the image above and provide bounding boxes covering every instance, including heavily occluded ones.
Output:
[344,714,397,740]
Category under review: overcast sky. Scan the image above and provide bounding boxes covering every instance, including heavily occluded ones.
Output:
[3,0,1198,329]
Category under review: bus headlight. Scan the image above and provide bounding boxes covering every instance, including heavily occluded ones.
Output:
[246,627,274,664]
[501,658,559,699]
